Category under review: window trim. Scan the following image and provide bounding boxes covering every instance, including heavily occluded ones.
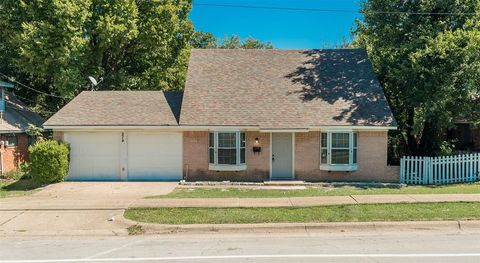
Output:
[320,131,358,171]
[209,131,246,171]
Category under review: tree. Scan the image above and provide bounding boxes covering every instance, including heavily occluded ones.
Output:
[354,0,480,155]
[0,0,193,115]
[191,31,273,49]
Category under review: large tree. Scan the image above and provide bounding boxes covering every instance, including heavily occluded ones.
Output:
[191,31,273,49]
[354,0,480,155]
[0,0,193,115]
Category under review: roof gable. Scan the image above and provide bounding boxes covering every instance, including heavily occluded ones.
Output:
[180,49,396,128]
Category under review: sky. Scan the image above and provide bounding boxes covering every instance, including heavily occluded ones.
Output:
[189,0,362,49]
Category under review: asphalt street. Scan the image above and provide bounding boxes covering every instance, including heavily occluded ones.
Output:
[1,230,479,263]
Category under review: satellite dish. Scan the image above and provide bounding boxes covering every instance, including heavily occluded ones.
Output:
[88,76,98,86]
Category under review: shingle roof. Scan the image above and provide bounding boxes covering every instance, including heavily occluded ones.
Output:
[44,91,180,127]
[0,93,44,133]
[180,49,396,128]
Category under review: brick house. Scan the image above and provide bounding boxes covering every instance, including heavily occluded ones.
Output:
[0,89,43,175]
[44,49,399,182]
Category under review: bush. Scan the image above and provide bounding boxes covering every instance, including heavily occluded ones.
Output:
[29,140,69,184]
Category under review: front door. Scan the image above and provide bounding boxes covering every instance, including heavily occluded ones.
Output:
[271,133,293,180]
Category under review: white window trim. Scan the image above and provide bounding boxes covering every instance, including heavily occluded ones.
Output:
[209,131,246,171]
[320,131,358,171]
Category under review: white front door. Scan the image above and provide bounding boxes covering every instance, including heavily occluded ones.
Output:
[127,132,182,181]
[271,133,294,180]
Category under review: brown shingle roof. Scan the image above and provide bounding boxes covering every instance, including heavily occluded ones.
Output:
[44,91,180,127]
[0,93,44,133]
[180,49,396,128]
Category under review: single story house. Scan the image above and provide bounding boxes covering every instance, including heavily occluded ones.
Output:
[44,49,399,182]
[0,84,44,175]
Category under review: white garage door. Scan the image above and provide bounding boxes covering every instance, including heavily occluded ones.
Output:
[127,132,182,181]
[65,132,122,181]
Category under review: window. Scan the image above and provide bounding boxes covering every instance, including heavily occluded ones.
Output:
[320,132,358,171]
[3,134,17,147]
[209,132,246,170]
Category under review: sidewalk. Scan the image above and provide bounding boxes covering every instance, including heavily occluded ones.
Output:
[131,193,480,208]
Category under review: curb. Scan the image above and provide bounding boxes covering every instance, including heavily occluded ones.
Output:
[119,215,480,235]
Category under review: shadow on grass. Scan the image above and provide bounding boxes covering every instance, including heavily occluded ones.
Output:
[1,178,43,192]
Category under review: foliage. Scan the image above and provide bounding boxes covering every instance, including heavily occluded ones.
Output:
[28,140,69,184]
[0,0,193,116]
[191,31,273,49]
[354,0,480,155]
[26,124,44,137]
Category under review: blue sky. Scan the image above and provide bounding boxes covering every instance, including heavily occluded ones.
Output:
[190,0,362,49]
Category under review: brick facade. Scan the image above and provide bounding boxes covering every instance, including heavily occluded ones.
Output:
[0,133,30,173]
[183,131,270,182]
[183,130,400,183]
[295,131,399,182]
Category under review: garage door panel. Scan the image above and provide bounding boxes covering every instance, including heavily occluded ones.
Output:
[65,133,121,181]
[127,133,182,181]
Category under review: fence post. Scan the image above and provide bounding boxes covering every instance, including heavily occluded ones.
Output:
[428,157,434,185]
[400,156,405,184]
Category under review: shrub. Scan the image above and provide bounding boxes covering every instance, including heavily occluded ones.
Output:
[29,140,69,184]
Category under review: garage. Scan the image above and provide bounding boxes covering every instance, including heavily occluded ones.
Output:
[64,131,182,181]
[65,132,122,181]
[127,132,182,181]
[43,91,185,181]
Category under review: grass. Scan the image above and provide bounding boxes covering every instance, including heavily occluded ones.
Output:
[147,183,480,199]
[0,178,43,198]
[125,202,480,224]
[127,224,146,235]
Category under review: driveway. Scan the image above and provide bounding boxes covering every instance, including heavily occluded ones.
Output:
[0,182,177,236]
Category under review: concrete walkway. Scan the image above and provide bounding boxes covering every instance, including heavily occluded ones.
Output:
[131,194,480,208]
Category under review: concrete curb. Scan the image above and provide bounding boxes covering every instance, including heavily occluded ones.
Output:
[119,215,480,235]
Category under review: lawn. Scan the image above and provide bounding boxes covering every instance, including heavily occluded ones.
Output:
[0,179,42,198]
[125,202,480,224]
[148,183,480,199]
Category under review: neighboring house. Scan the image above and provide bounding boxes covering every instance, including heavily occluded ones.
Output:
[44,49,399,182]
[447,121,480,152]
[0,81,44,175]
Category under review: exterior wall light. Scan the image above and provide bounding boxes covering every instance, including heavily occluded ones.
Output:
[253,137,261,153]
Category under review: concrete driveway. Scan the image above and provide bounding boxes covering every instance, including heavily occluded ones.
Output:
[0,182,178,236]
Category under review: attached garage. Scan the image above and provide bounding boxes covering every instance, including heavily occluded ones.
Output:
[64,131,182,181]
[44,91,184,181]
[127,132,182,181]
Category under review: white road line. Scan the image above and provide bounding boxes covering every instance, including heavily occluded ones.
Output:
[2,253,480,262]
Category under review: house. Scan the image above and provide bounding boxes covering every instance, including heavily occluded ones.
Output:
[447,121,480,152]
[44,49,399,182]
[0,81,44,175]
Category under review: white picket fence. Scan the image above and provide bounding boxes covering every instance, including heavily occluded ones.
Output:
[400,153,480,184]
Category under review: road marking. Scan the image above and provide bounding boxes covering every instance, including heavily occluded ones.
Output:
[2,253,480,262]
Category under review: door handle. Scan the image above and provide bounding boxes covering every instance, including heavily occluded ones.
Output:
[272,154,275,161]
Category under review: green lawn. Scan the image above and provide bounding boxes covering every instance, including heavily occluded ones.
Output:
[125,202,480,224]
[148,183,480,199]
[0,179,42,198]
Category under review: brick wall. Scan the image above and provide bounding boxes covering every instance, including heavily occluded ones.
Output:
[0,133,30,173]
[183,130,399,183]
[183,131,270,181]
[295,131,399,182]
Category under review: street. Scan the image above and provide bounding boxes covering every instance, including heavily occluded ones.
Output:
[1,230,479,263]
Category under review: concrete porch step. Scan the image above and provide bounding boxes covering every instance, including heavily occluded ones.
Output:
[264,180,306,186]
